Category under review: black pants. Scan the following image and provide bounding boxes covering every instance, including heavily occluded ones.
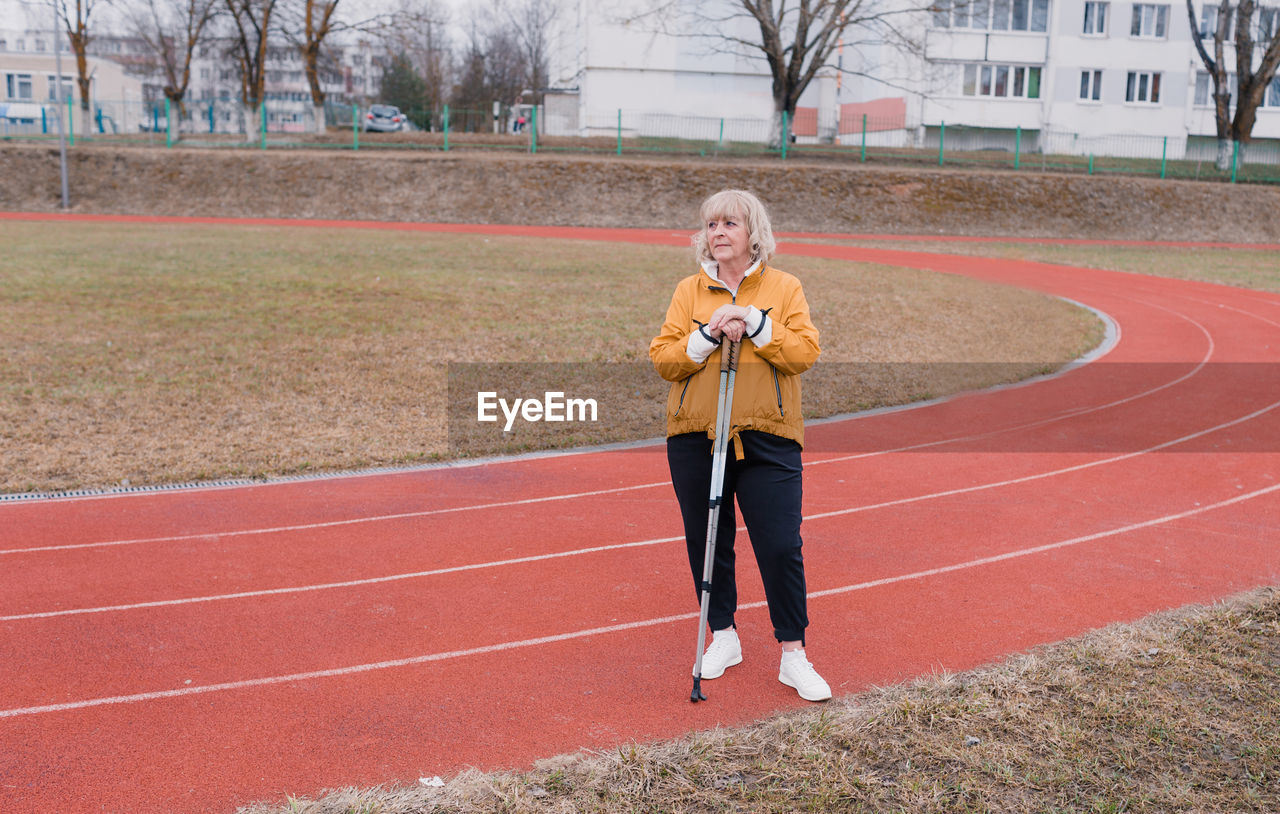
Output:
[667,430,808,643]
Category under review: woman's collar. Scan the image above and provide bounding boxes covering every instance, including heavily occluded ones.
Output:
[701,258,762,285]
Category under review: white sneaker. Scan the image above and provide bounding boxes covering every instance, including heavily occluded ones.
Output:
[779,649,832,701]
[693,629,743,679]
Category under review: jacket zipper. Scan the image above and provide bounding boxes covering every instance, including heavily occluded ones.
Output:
[772,368,784,417]
[673,377,691,417]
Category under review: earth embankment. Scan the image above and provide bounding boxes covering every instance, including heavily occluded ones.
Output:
[3,143,1279,241]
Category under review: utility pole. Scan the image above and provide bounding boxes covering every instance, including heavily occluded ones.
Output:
[51,0,70,208]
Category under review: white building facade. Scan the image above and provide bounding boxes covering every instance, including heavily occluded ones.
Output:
[544,0,1280,161]
[544,0,822,142]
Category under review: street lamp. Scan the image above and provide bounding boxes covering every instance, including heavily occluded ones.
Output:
[50,0,69,208]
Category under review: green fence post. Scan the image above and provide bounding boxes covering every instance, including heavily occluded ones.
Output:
[617,108,623,155]
[1231,140,1239,183]
[1088,154,1094,174]
[781,111,789,160]
[164,98,172,148]
[443,104,450,151]
[353,104,359,150]
[1014,126,1021,169]
[861,114,867,162]
[208,103,215,134]
[530,105,538,154]
[1160,136,1168,179]
[938,122,945,166]
[68,97,75,146]
[718,117,724,149]
[259,102,266,149]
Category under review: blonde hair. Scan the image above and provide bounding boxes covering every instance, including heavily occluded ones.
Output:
[692,189,776,266]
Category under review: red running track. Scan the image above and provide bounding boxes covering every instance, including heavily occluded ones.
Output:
[2,216,1279,813]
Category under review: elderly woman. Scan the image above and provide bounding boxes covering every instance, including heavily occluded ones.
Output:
[649,189,830,702]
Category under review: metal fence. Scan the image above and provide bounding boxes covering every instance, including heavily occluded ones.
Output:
[5,96,1279,185]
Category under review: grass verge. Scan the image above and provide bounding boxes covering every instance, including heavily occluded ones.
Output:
[236,586,1279,813]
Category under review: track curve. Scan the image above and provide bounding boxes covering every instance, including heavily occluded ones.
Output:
[2,217,1278,813]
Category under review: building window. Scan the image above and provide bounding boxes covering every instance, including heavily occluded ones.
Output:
[934,0,1050,30]
[1125,70,1162,103]
[1199,4,1234,38]
[6,73,33,99]
[1080,69,1103,100]
[1194,71,1238,105]
[1269,76,1280,107]
[1083,1,1109,33]
[961,63,1042,97]
[46,74,74,100]
[1261,8,1279,39]
[1130,3,1169,37]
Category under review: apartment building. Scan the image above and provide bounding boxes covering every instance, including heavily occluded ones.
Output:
[0,23,143,136]
[547,0,1280,159]
[0,0,386,135]
[921,0,1280,158]
[84,35,387,134]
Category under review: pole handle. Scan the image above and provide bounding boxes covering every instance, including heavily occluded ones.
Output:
[720,339,741,373]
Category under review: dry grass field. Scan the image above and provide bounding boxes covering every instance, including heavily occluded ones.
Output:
[0,219,1099,494]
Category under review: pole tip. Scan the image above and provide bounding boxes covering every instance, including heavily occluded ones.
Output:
[690,677,706,703]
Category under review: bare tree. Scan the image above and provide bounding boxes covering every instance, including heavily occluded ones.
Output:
[626,0,925,146]
[53,0,101,136]
[498,0,560,105]
[450,2,527,126]
[451,18,490,114]
[484,25,528,120]
[224,0,277,140]
[277,0,389,135]
[377,0,452,125]
[298,0,340,133]
[1187,0,1280,169]
[121,0,221,135]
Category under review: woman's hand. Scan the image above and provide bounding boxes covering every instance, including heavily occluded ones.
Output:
[708,305,750,342]
[711,318,747,342]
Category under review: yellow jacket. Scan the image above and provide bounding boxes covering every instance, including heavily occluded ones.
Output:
[650,263,821,449]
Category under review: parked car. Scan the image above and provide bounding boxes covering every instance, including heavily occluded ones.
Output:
[364,104,406,132]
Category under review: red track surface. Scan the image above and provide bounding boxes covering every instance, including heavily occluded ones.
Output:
[3,216,1279,813]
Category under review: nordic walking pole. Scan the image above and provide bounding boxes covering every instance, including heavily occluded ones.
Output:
[691,338,741,703]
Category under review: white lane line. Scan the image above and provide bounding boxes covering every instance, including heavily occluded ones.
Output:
[1179,294,1280,331]
[5,479,1277,720]
[805,397,1279,523]
[0,482,668,556]
[0,611,701,720]
[9,394,1276,622]
[0,534,683,621]
[809,481,1280,601]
